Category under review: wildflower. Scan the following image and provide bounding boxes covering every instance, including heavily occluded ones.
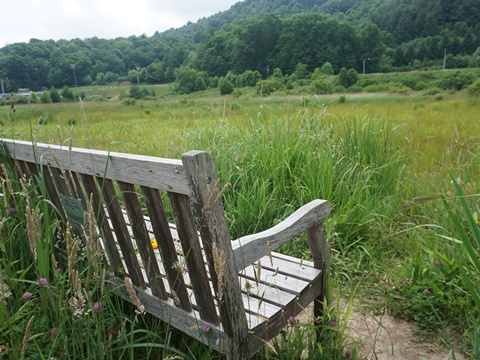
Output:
[55,268,63,274]
[287,316,295,325]
[424,288,431,294]
[468,229,473,235]
[398,278,403,284]
[383,285,389,291]
[345,349,353,358]
[436,247,441,252]
[403,201,409,207]
[37,278,47,285]
[201,324,211,333]
[7,207,14,214]
[300,348,309,360]
[49,328,58,338]
[379,280,385,285]
[93,302,102,313]
[369,226,374,230]
[332,237,337,243]
[22,292,32,300]
[329,320,337,327]
[434,261,441,267]
[0,271,12,305]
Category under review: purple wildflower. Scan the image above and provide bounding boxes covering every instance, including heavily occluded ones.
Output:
[50,328,58,338]
[329,320,337,327]
[201,324,211,333]
[424,288,431,294]
[345,349,353,358]
[22,292,32,300]
[37,278,47,285]
[398,278,403,284]
[434,261,441,267]
[93,302,102,312]
[55,268,63,274]
[7,207,15,214]
[287,316,295,325]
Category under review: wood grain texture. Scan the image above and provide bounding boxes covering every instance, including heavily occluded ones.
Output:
[167,192,219,324]
[1,138,190,194]
[118,181,168,300]
[182,150,250,360]
[99,177,145,288]
[232,199,330,271]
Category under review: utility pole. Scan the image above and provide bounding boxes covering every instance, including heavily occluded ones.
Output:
[71,64,77,88]
[443,48,447,70]
[363,58,370,75]
[136,67,140,85]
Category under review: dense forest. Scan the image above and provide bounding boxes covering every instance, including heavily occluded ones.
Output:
[0,0,479,91]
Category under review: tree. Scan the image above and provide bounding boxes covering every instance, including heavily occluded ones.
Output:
[49,88,61,103]
[321,62,334,76]
[346,69,359,87]
[174,66,199,94]
[194,76,207,91]
[294,62,310,79]
[40,91,52,104]
[218,77,234,95]
[61,86,75,101]
[337,68,349,88]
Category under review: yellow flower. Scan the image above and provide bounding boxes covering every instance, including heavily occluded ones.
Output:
[151,239,158,249]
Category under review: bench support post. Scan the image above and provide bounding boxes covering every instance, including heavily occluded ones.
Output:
[307,223,329,339]
[182,151,250,359]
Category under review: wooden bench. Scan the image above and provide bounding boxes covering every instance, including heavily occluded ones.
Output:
[1,138,330,359]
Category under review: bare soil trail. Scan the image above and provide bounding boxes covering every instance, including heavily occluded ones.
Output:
[298,303,466,360]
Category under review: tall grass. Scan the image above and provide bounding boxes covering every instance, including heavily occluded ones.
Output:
[182,109,406,253]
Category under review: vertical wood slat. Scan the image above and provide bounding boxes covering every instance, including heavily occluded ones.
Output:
[98,177,145,288]
[307,222,329,339]
[80,174,125,274]
[117,182,168,300]
[182,151,250,360]
[140,186,192,310]
[168,192,219,324]
[25,162,67,222]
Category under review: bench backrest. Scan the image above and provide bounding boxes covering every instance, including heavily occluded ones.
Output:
[1,139,249,356]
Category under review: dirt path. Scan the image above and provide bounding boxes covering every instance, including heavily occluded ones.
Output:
[298,303,466,360]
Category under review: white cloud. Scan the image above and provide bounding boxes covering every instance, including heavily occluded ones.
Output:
[0,0,240,47]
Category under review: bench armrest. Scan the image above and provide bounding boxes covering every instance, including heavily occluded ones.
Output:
[231,199,330,271]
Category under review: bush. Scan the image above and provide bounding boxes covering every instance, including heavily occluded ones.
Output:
[438,70,475,90]
[194,76,207,91]
[11,95,28,105]
[40,91,52,104]
[218,77,234,95]
[467,79,480,97]
[423,87,442,96]
[85,95,106,101]
[311,79,333,94]
[334,86,347,93]
[29,92,38,104]
[121,97,136,106]
[49,88,61,103]
[61,86,75,101]
[255,78,284,96]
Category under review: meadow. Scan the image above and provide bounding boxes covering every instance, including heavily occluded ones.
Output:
[0,85,479,359]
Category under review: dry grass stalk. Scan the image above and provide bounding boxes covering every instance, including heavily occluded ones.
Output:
[86,194,99,279]
[66,223,79,277]
[56,125,62,146]
[267,241,273,266]
[212,242,225,302]
[69,269,86,317]
[205,179,229,212]
[2,181,7,209]
[79,98,87,140]
[1,164,14,200]
[21,315,35,359]
[25,205,40,262]
[124,276,145,314]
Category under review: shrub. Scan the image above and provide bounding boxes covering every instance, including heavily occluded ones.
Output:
[338,95,346,103]
[49,88,61,103]
[218,77,234,95]
[255,78,283,96]
[194,76,207,91]
[438,70,475,90]
[121,97,136,106]
[40,91,52,104]
[11,95,28,105]
[467,79,480,97]
[334,86,347,93]
[321,61,334,76]
[311,79,333,94]
[85,95,106,102]
[61,86,75,101]
[423,87,442,96]
[29,92,38,104]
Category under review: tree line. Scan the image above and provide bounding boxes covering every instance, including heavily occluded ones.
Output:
[0,0,479,92]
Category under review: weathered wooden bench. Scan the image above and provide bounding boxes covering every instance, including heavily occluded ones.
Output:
[1,138,330,359]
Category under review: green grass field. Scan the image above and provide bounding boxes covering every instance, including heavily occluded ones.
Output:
[1,86,479,359]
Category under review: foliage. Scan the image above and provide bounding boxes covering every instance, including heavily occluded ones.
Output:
[467,79,480,97]
[311,79,333,94]
[174,66,200,94]
[49,88,61,103]
[256,77,284,96]
[61,86,75,101]
[194,76,207,91]
[40,91,52,104]
[218,77,234,95]
[321,62,335,76]
[438,70,475,90]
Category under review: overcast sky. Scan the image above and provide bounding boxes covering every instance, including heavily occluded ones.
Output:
[1,0,241,47]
